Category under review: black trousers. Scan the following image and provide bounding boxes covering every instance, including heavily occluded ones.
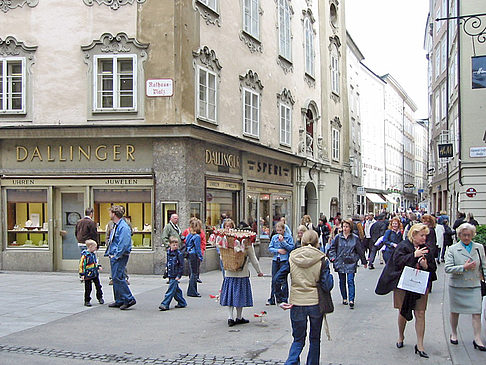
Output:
[84,276,103,303]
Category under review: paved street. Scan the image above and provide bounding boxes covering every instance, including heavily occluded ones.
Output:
[0,257,484,364]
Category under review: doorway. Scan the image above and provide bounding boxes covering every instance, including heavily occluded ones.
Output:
[55,190,85,271]
[304,182,318,223]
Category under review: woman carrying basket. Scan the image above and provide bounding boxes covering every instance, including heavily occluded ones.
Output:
[219,219,264,327]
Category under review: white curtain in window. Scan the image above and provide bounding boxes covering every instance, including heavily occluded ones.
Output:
[280,104,291,145]
[304,18,314,76]
[279,0,291,60]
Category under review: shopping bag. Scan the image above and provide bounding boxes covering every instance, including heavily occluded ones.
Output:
[397,266,430,295]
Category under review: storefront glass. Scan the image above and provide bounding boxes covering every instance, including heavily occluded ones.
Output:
[272,194,292,231]
[247,194,258,233]
[259,194,270,238]
[205,188,238,228]
[6,189,49,248]
[94,189,152,249]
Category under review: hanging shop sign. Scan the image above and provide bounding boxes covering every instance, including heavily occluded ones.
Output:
[472,56,486,89]
[438,143,454,158]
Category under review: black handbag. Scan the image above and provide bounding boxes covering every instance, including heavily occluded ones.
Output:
[476,247,486,297]
[317,258,334,314]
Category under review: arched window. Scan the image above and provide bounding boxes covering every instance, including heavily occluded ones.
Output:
[278,0,291,60]
[304,18,314,76]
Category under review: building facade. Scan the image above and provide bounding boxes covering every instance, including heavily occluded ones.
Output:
[425,0,486,223]
[0,0,348,272]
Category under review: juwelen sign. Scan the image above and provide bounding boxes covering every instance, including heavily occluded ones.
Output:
[466,188,477,198]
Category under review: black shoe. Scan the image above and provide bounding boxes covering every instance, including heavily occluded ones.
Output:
[108,302,122,308]
[98,298,105,305]
[349,301,354,309]
[450,335,458,345]
[197,278,202,283]
[187,293,201,297]
[266,300,276,306]
[342,300,348,305]
[441,259,445,263]
[228,319,236,327]
[158,305,169,311]
[396,342,404,348]
[414,345,429,358]
[175,304,186,308]
[369,264,375,270]
[166,280,170,284]
[120,299,136,310]
[84,302,92,307]
[436,259,441,265]
[235,317,249,325]
[473,340,486,351]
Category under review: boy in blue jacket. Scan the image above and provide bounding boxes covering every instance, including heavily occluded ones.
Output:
[159,236,187,311]
[267,222,294,305]
[79,239,104,307]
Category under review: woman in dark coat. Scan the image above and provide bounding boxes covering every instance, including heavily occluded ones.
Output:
[328,218,367,309]
[375,223,437,358]
[382,217,403,264]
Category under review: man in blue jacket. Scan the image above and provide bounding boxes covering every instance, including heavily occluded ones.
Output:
[106,205,136,310]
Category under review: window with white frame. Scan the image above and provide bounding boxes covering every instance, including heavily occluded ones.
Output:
[440,39,446,73]
[449,55,456,98]
[243,88,259,137]
[94,55,136,111]
[278,0,291,60]
[435,92,440,124]
[82,33,148,118]
[198,0,218,12]
[435,48,440,79]
[441,83,446,119]
[0,58,25,113]
[197,66,217,122]
[279,103,291,146]
[243,0,259,39]
[331,45,340,94]
[332,128,340,161]
[304,18,314,76]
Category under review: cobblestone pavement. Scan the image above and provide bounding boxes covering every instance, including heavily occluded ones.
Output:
[0,345,285,365]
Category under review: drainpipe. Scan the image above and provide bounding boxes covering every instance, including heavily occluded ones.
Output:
[457,0,463,186]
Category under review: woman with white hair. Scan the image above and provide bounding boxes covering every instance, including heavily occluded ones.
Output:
[445,223,486,351]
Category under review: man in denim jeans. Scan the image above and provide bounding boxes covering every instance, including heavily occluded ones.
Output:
[105,205,136,310]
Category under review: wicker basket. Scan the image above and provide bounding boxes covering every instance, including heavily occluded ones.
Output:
[219,235,249,271]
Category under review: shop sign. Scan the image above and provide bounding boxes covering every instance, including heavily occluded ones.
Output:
[470,147,486,158]
[205,149,240,169]
[1,178,152,187]
[15,144,136,162]
[206,180,241,191]
[245,154,292,185]
[438,143,453,158]
[146,79,173,97]
[472,56,486,89]
[466,187,477,198]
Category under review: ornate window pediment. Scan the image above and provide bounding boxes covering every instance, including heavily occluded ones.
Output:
[239,69,263,93]
[330,116,342,129]
[329,35,341,52]
[192,46,222,76]
[277,88,295,106]
[1,0,38,13]
[82,32,148,61]
[0,35,37,58]
[83,0,146,10]
[193,0,221,27]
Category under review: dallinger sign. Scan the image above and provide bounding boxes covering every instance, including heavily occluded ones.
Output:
[205,149,240,169]
[15,144,136,162]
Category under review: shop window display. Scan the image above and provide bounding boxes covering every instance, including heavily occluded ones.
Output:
[94,189,152,249]
[7,189,49,248]
[259,194,270,238]
[205,189,238,228]
[272,194,291,231]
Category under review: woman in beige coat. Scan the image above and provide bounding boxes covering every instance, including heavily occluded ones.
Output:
[444,223,486,351]
[282,229,332,365]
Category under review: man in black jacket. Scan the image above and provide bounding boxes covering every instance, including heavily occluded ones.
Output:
[367,215,389,269]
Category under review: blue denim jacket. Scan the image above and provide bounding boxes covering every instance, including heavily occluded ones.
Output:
[269,233,294,261]
[185,233,203,261]
[106,218,132,260]
[166,248,184,278]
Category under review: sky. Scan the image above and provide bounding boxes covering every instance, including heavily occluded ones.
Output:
[345,0,430,119]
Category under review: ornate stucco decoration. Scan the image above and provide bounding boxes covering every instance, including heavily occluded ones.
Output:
[83,0,146,10]
[329,35,341,52]
[239,70,264,92]
[239,31,263,53]
[277,88,295,106]
[304,74,315,88]
[193,0,220,27]
[81,32,148,71]
[330,116,342,129]
[1,0,38,13]
[0,36,37,59]
[301,8,315,24]
[277,57,293,74]
[192,46,222,75]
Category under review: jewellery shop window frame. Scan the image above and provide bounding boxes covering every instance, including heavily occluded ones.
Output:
[4,187,51,250]
[205,181,241,240]
[246,191,292,239]
[92,187,154,250]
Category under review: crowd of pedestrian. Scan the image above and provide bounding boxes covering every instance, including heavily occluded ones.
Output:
[74,206,485,363]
